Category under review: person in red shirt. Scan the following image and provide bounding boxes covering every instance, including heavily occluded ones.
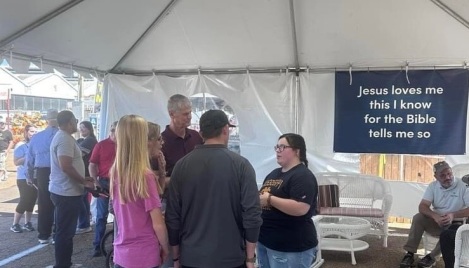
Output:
[89,121,117,257]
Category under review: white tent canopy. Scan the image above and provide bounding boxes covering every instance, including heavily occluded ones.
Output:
[2,0,469,74]
[3,0,469,218]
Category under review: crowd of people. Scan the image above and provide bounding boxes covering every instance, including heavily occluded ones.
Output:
[2,93,468,268]
[4,93,316,268]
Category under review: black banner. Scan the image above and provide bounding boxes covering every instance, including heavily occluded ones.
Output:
[334,70,468,154]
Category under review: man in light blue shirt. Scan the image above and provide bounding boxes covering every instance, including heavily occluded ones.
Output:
[25,109,59,244]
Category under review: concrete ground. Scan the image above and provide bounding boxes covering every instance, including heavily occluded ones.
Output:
[0,155,445,268]
[0,155,108,268]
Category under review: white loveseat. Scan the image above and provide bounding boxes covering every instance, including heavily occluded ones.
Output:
[315,172,393,247]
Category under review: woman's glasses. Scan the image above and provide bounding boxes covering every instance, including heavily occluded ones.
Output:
[274,144,293,152]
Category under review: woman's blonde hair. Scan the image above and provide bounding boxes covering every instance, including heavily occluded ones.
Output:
[110,115,151,203]
[147,121,164,194]
[147,122,160,140]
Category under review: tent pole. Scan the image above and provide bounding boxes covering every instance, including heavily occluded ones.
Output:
[0,0,84,49]
[111,0,180,72]
[288,0,300,69]
[430,0,469,30]
[294,74,299,133]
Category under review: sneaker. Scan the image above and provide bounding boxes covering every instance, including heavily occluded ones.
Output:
[38,238,51,244]
[10,224,23,233]
[75,226,92,234]
[23,222,35,231]
[400,252,415,267]
[418,254,436,268]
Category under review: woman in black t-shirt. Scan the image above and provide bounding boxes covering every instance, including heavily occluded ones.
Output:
[76,121,98,233]
[258,133,318,268]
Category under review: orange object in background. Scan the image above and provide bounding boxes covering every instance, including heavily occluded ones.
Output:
[10,112,47,145]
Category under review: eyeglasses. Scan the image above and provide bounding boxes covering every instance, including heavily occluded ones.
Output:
[274,144,293,152]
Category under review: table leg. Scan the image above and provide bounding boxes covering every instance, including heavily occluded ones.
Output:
[350,240,357,265]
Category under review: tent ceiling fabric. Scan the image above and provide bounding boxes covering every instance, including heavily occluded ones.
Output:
[2,0,469,74]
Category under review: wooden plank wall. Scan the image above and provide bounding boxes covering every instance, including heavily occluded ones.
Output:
[360,154,444,223]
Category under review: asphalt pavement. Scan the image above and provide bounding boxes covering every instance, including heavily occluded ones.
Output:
[0,157,110,268]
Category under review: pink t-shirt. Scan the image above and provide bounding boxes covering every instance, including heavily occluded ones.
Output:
[112,171,162,268]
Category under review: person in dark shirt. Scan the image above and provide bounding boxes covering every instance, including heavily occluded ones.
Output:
[161,94,203,179]
[165,110,262,268]
[160,94,203,268]
[76,121,98,234]
[439,175,469,268]
[258,133,319,268]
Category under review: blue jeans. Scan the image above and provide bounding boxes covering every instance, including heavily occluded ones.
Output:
[50,193,81,268]
[93,179,109,250]
[257,242,317,268]
[77,191,90,229]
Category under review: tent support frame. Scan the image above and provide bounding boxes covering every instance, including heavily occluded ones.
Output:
[2,50,469,76]
[430,0,469,30]
[289,0,300,70]
[111,0,180,72]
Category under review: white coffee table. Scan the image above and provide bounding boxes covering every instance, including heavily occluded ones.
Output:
[318,215,371,265]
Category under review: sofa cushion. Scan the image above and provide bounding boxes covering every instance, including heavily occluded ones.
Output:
[319,207,385,217]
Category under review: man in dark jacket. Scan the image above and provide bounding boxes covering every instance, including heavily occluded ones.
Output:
[165,110,262,268]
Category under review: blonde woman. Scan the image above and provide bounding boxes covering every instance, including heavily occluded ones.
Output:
[110,115,169,268]
[147,122,166,195]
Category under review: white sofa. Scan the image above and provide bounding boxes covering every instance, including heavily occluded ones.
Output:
[315,172,393,247]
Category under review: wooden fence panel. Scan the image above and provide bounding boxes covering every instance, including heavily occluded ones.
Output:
[359,154,444,223]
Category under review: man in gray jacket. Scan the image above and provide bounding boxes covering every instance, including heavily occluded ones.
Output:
[165,109,262,268]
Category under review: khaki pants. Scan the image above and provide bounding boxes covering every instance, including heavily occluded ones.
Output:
[403,212,443,257]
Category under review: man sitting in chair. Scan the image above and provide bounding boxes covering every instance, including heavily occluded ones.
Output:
[399,161,469,268]
[439,174,469,267]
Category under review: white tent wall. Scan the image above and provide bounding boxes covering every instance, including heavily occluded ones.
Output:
[298,72,360,173]
[102,72,296,179]
[103,71,469,218]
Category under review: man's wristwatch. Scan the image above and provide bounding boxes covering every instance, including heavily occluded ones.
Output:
[246,255,256,263]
